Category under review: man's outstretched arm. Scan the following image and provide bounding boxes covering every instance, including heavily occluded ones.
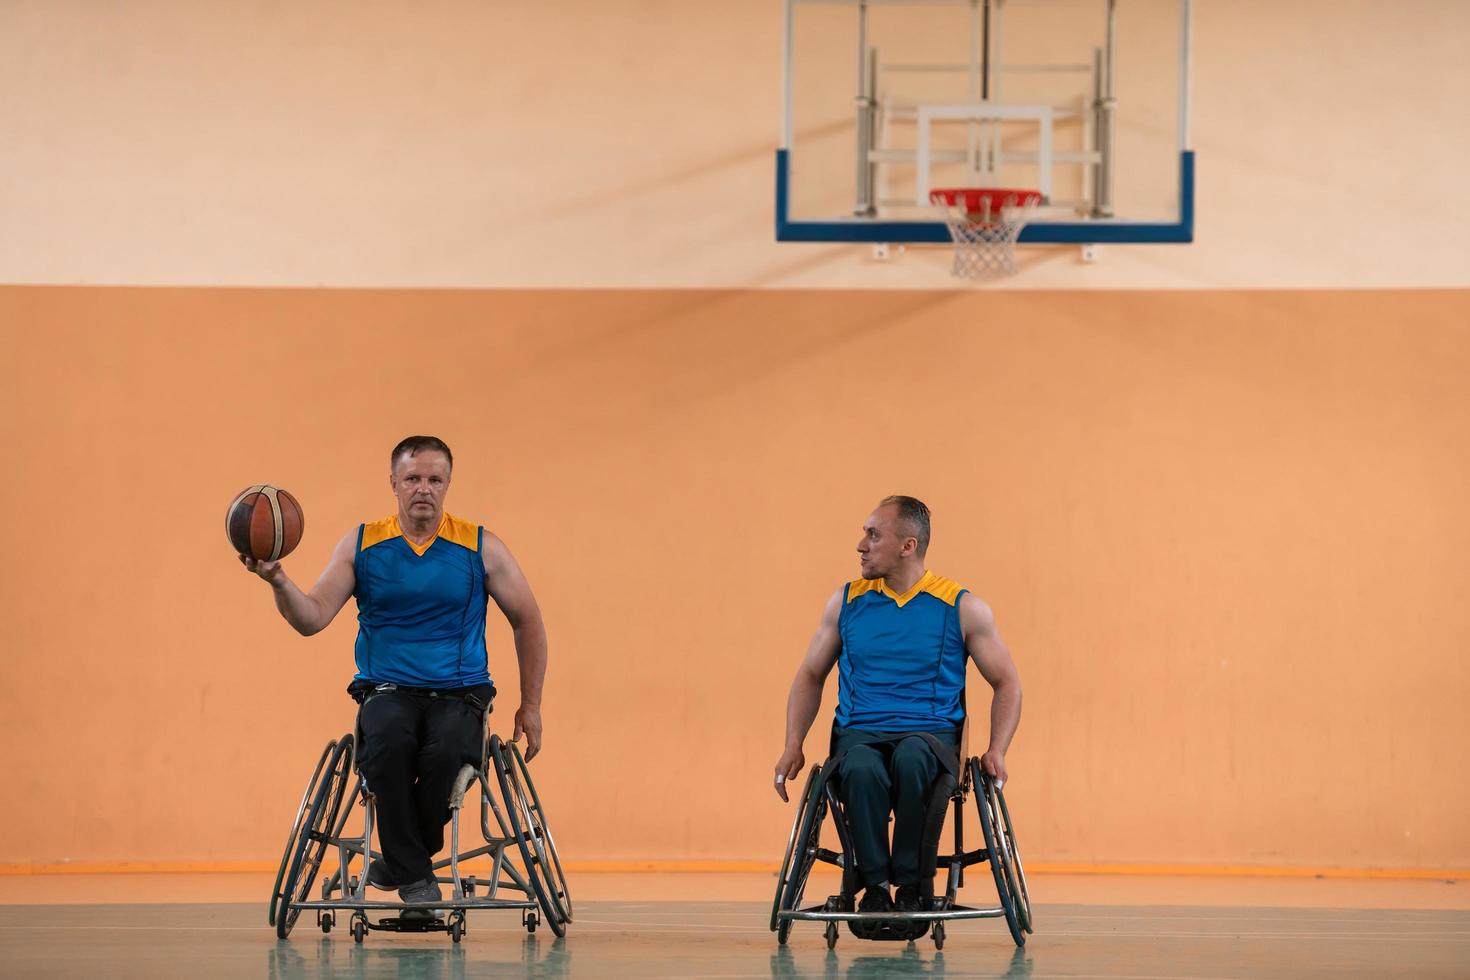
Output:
[240,530,357,636]
[773,587,844,801]
[483,532,549,761]
[960,593,1022,786]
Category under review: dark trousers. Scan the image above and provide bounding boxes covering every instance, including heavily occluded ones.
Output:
[352,683,493,887]
[834,729,958,889]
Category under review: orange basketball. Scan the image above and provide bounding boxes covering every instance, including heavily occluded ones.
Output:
[226,485,304,561]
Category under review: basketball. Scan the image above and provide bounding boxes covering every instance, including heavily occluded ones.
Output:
[226,485,304,561]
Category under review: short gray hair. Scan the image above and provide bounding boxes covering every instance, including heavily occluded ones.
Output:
[391,435,453,473]
[878,495,931,556]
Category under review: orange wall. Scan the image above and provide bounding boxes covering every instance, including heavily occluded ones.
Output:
[1,286,1467,871]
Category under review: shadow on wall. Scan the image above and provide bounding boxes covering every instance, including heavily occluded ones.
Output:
[498,119,854,228]
[513,287,966,439]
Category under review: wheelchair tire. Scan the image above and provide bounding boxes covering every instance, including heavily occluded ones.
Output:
[490,735,567,937]
[276,734,355,940]
[990,775,1033,934]
[770,764,821,932]
[506,739,573,922]
[776,767,830,945]
[971,758,1025,947]
[269,738,336,927]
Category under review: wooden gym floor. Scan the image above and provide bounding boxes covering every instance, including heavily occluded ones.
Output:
[1,872,1465,978]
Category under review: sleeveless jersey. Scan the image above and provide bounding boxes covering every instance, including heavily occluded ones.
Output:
[835,571,968,732]
[351,512,491,688]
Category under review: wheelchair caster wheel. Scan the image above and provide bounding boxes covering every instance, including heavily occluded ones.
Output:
[449,912,465,944]
[933,922,945,949]
[318,912,333,934]
[825,922,838,949]
[350,914,367,944]
[524,910,538,935]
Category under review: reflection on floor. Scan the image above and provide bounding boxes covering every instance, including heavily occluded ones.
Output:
[2,870,1465,908]
[0,900,1466,979]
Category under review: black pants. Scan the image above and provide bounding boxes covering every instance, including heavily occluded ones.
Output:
[351,682,494,887]
[834,729,958,889]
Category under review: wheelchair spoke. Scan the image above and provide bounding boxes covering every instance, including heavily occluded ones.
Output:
[277,734,355,940]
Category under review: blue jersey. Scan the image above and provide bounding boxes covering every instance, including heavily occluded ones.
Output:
[351,512,491,688]
[835,571,969,732]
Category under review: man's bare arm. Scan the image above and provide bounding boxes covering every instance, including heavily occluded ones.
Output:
[960,592,1022,785]
[240,530,357,636]
[483,532,549,761]
[773,588,844,801]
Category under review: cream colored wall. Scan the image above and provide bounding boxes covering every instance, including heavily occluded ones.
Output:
[0,0,1466,288]
[1,287,1467,870]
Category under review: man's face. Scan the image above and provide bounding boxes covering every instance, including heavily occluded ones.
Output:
[391,450,452,524]
[856,504,911,580]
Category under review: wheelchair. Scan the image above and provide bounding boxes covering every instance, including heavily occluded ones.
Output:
[268,704,571,944]
[770,723,1032,950]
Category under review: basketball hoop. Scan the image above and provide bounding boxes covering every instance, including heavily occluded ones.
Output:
[929,188,1042,279]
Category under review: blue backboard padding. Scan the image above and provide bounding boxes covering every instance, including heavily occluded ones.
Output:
[775,149,1194,245]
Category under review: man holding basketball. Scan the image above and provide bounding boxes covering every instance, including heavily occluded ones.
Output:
[240,435,548,910]
[773,496,1021,914]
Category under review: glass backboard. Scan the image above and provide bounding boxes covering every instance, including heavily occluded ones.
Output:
[778,0,1193,244]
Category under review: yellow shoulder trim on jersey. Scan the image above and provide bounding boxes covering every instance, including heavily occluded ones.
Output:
[920,573,964,606]
[360,515,401,551]
[439,513,480,551]
[847,571,957,608]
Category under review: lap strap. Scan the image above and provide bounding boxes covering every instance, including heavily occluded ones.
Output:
[348,679,495,712]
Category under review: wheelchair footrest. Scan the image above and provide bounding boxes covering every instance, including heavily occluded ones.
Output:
[846,917,931,942]
[822,895,933,942]
[372,914,448,934]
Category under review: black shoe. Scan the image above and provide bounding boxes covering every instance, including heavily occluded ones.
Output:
[858,885,893,914]
[365,862,403,891]
[894,884,924,912]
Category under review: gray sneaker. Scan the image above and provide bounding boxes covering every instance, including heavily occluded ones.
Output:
[398,877,444,920]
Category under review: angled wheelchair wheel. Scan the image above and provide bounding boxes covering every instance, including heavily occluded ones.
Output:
[971,758,1025,947]
[990,776,1033,934]
[269,738,336,928]
[506,739,573,922]
[490,735,568,937]
[276,734,354,939]
[775,765,830,945]
[770,765,821,933]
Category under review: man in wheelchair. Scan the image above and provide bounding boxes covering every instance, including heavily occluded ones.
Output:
[242,436,549,913]
[774,495,1021,917]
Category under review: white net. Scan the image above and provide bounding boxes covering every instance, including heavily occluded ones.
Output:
[929,189,1042,279]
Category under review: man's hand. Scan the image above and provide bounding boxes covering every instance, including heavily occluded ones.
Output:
[239,553,286,586]
[980,748,1008,789]
[773,746,805,802]
[513,703,543,761]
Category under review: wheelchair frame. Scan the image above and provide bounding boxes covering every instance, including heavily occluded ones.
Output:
[268,706,571,945]
[771,748,1032,950]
